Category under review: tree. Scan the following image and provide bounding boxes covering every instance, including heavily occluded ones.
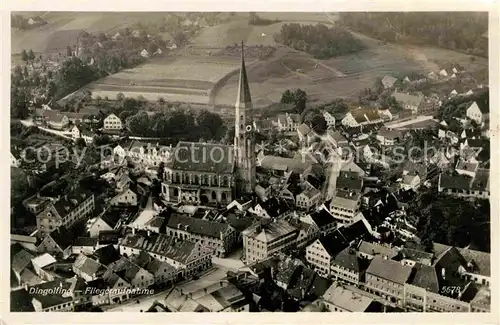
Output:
[116,92,125,101]
[126,112,151,136]
[173,31,187,45]
[196,110,226,141]
[67,45,73,57]
[75,138,86,148]
[281,88,307,114]
[21,49,28,62]
[27,49,35,61]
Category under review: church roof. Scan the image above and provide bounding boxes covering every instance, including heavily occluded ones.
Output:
[236,42,252,107]
[167,141,234,174]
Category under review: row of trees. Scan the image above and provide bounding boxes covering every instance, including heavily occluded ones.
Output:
[339,12,488,57]
[248,12,279,26]
[124,109,227,142]
[275,23,366,59]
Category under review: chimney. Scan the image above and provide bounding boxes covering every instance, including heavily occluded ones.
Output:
[301,288,305,298]
[441,268,446,280]
[178,223,182,229]
[132,227,136,235]
[184,225,189,231]
[147,230,151,237]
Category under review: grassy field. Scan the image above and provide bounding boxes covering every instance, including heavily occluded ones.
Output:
[84,56,244,104]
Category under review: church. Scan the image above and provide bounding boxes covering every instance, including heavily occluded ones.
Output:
[161,43,256,205]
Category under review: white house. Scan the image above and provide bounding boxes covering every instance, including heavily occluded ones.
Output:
[439,69,448,77]
[140,49,150,58]
[403,76,411,83]
[71,125,93,144]
[381,75,397,89]
[400,174,420,191]
[323,112,336,128]
[103,114,123,131]
[296,187,321,210]
[449,89,458,97]
[110,188,138,207]
[275,113,300,132]
[466,101,489,126]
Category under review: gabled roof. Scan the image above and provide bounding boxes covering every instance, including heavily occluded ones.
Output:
[409,263,440,293]
[73,254,106,277]
[242,219,298,243]
[332,246,366,273]
[392,92,424,107]
[74,237,98,247]
[309,208,336,228]
[322,283,374,312]
[92,244,121,266]
[439,173,473,190]
[167,141,234,174]
[297,123,312,136]
[366,256,413,284]
[166,213,231,239]
[107,256,144,283]
[381,75,397,89]
[336,171,363,192]
[120,231,200,265]
[357,241,399,259]
[31,253,56,269]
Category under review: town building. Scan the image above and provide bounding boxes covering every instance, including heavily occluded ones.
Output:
[242,218,299,263]
[323,111,336,128]
[275,113,301,132]
[295,186,321,210]
[330,246,368,286]
[438,169,489,199]
[364,256,413,306]
[466,101,489,126]
[71,125,93,144]
[119,231,212,279]
[341,108,382,129]
[165,213,238,257]
[321,282,380,312]
[392,92,424,113]
[329,190,362,224]
[36,190,94,236]
[103,113,123,131]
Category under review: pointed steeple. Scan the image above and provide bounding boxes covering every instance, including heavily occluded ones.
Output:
[236,41,252,106]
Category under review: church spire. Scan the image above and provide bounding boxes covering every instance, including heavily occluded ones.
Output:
[236,41,252,106]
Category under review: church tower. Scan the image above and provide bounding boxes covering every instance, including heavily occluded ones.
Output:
[234,42,256,195]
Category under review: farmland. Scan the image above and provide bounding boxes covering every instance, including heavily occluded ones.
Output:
[85,56,249,104]
[12,12,488,107]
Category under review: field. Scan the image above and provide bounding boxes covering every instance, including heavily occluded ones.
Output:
[11,12,180,54]
[211,21,488,106]
[85,56,248,104]
[13,12,488,106]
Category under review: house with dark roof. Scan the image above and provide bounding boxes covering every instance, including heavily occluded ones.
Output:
[438,170,489,199]
[295,185,321,211]
[130,251,177,286]
[250,197,292,219]
[364,256,413,306]
[330,246,370,285]
[303,207,337,235]
[106,256,154,289]
[92,244,121,266]
[36,188,94,237]
[88,206,137,237]
[305,233,350,278]
[336,171,364,194]
[275,256,304,290]
[164,212,238,257]
[72,237,99,255]
[37,225,82,259]
[290,218,320,249]
[119,231,212,279]
[28,277,87,312]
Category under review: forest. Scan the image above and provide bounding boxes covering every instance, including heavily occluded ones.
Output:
[339,12,488,57]
[275,23,366,59]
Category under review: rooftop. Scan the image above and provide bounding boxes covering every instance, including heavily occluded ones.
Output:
[167,141,234,174]
[309,208,337,228]
[166,213,231,239]
[366,256,413,285]
[357,241,399,259]
[322,283,374,312]
[120,231,201,265]
[242,218,298,243]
